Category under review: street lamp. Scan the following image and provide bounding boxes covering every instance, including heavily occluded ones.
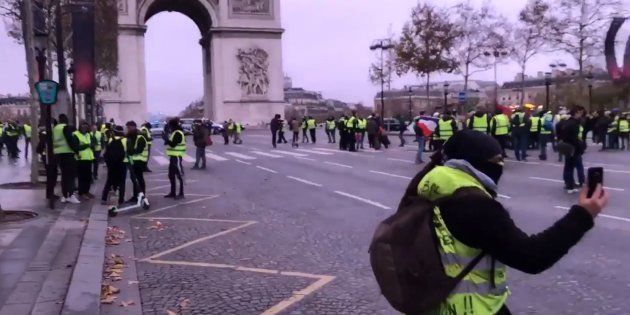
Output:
[443,82,450,111]
[586,73,594,111]
[407,86,413,122]
[544,72,552,111]
[370,39,394,121]
[484,49,509,109]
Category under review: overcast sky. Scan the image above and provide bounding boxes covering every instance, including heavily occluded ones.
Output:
[1,0,629,115]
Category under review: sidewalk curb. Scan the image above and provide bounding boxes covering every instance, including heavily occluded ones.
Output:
[62,203,108,315]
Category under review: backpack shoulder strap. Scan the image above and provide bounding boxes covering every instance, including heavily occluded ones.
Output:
[454,251,486,282]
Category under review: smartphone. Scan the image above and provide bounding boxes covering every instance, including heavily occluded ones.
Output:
[587,167,604,198]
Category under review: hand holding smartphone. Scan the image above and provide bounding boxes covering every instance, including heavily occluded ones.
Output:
[579,167,609,218]
[587,167,604,198]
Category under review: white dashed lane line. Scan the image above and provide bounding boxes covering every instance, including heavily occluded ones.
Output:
[369,170,412,180]
[225,152,257,160]
[554,206,630,223]
[286,176,323,187]
[256,166,278,174]
[529,177,625,191]
[235,159,252,165]
[387,158,414,164]
[296,149,333,155]
[324,161,353,168]
[274,150,309,157]
[251,151,284,158]
[205,152,229,161]
[333,191,392,210]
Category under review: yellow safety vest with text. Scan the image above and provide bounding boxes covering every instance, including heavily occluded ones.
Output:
[131,135,149,162]
[438,119,454,140]
[166,130,186,157]
[472,114,489,133]
[53,124,73,154]
[307,119,316,129]
[235,123,242,133]
[326,120,336,130]
[418,166,509,315]
[492,114,509,136]
[5,126,18,137]
[73,131,94,161]
[530,117,540,133]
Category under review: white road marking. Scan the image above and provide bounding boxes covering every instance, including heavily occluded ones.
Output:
[251,151,283,158]
[134,195,220,218]
[508,160,630,174]
[146,184,172,192]
[498,194,512,199]
[261,275,336,315]
[387,158,414,164]
[256,166,278,174]
[333,191,392,210]
[295,156,317,162]
[225,152,256,160]
[235,159,252,165]
[363,150,383,153]
[296,149,333,155]
[554,206,630,223]
[530,177,625,191]
[152,156,169,166]
[275,150,308,157]
[506,160,540,165]
[205,152,229,161]
[287,176,323,187]
[324,161,353,168]
[369,170,412,180]
[182,154,195,163]
[313,148,344,153]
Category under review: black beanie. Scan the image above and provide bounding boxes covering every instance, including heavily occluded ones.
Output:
[443,129,502,164]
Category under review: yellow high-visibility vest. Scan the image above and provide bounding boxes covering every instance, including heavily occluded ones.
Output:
[73,131,94,161]
[530,117,540,133]
[23,124,32,139]
[92,130,103,151]
[326,120,336,130]
[472,114,489,133]
[620,120,629,133]
[492,114,509,136]
[53,124,73,154]
[357,118,367,130]
[131,135,149,162]
[166,130,186,157]
[438,119,454,140]
[307,119,316,129]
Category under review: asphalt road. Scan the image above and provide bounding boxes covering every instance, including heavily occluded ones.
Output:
[115,129,630,314]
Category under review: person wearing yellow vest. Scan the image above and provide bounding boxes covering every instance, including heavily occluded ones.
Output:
[325,116,336,144]
[91,124,104,180]
[355,115,367,150]
[345,111,358,152]
[300,117,309,144]
[73,121,95,200]
[233,121,243,144]
[619,113,629,150]
[607,114,620,150]
[125,121,148,203]
[141,122,154,172]
[21,121,32,159]
[510,108,531,161]
[337,116,347,150]
[529,113,541,150]
[306,116,317,143]
[434,113,457,152]
[538,111,554,160]
[54,114,81,204]
[414,129,607,315]
[490,109,510,158]
[467,107,490,134]
[4,121,20,159]
[165,118,186,199]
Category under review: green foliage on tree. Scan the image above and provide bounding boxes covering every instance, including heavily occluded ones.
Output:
[180,99,205,118]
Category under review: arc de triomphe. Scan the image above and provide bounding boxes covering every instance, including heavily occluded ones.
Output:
[102,0,286,125]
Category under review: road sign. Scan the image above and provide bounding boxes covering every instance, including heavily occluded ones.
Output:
[458,91,467,104]
[35,80,59,105]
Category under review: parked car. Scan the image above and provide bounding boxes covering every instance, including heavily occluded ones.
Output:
[150,122,165,137]
[204,121,224,135]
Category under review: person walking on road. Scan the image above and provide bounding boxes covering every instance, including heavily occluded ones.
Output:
[346,112,358,152]
[74,121,95,200]
[397,115,407,147]
[538,111,554,160]
[4,121,19,159]
[619,113,629,150]
[325,116,336,143]
[278,118,288,144]
[511,108,531,161]
[434,112,457,153]
[301,117,309,144]
[141,122,154,172]
[91,124,104,180]
[529,112,540,149]
[290,117,300,148]
[467,106,491,134]
[164,118,186,199]
[366,115,378,149]
[490,108,510,158]
[270,114,281,148]
[407,129,608,315]
[22,121,31,159]
[413,115,430,164]
[560,106,587,194]
[192,120,208,169]
[125,121,149,203]
[307,116,317,144]
[222,120,230,145]
[53,114,80,204]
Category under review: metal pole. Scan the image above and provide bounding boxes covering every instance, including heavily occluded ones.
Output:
[55,0,70,120]
[408,90,412,122]
[444,90,448,110]
[494,58,498,108]
[545,83,550,112]
[380,46,385,122]
[589,85,593,111]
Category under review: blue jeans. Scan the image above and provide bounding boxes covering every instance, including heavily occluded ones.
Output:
[563,154,585,189]
[416,136,425,163]
[512,131,529,160]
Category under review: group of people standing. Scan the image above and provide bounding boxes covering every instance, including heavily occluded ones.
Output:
[0,120,32,159]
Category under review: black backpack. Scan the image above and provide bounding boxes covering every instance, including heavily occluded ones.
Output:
[369,170,484,314]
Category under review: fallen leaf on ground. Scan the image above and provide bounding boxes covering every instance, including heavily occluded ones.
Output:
[120,300,135,307]
[100,296,116,304]
[166,310,178,315]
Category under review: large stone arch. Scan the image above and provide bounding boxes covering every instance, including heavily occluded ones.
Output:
[101,0,286,126]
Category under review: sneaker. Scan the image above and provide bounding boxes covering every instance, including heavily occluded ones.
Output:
[566,189,579,194]
[60,196,67,203]
[67,195,81,204]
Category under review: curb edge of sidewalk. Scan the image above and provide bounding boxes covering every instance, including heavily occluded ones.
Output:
[62,201,108,315]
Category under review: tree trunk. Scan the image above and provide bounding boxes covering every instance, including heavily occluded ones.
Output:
[22,0,41,184]
[463,62,469,115]
[520,62,526,108]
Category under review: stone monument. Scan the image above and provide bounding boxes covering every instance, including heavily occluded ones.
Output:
[102,0,286,125]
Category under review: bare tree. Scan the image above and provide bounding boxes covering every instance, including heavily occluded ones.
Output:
[452,1,510,95]
[369,26,396,90]
[395,3,460,109]
[511,0,555,107]
[550,0,626,94]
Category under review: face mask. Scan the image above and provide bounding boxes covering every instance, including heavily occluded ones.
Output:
[474,160,504,185]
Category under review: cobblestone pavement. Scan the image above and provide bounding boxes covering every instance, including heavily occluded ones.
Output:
[107,130,630,314]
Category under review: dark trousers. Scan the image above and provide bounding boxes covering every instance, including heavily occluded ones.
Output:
[347,129,356,152]
[101,162,125,203]
[326,129,336,143]
[77,160,93,195]
[292,132,299,146]
[194,146,206,168]
[399,131,406,146]
[309,129,316,143]
[434,139,445,153]
[529,132,539,149]
[539,134,551,160]
[339,130,347,150]
[46,156,58,200]
[168,156,184,195]
[356,131,365,149]
[493,135,508,157]
[278,131,287,144]
[563,154,585,189]
[57,153,77,198]
[93,151,101,179]
[24,138,30,159]
[146,144,153,169]
[222,131,229,145]
[7,136,18,158]
[271,130,278,147]
[302,129,309,143]
[512,131,529,160]
[368,133,376,148]
[608,133,619,150]
[132,161,146,198]
[620,133,629,150]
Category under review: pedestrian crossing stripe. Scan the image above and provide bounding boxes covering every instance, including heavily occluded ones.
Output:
[224,152,257,160]
[206,152,229,161]
[251,151,283,158]
[152,156,169,166]
[183,154,195,163]
[274,150,308,157]
[312,148,341,153]
[296,149,333,155]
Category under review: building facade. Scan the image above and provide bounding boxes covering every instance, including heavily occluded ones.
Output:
[0,95,31,121]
